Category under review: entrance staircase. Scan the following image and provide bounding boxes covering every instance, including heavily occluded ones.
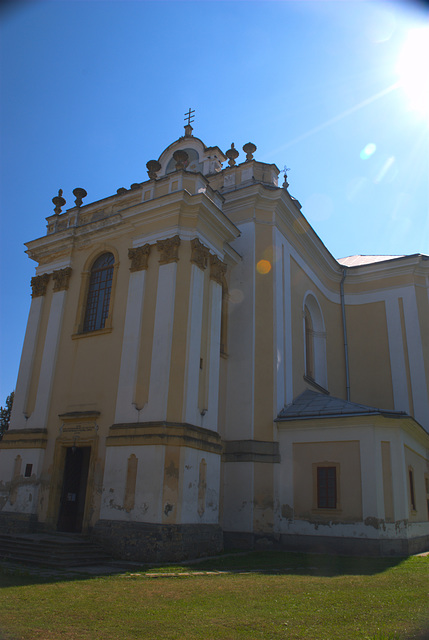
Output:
[0,533,112,568]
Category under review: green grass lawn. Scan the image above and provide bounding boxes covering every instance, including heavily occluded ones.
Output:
[0,552,427,640]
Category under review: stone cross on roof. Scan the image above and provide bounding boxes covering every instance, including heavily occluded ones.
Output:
[184,107,195,126]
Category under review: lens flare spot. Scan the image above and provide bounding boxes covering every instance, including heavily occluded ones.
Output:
[256,259,271,275]
[360,143,377,160]
[374,156,396,184]
[396,27,429,116]
[229,288,244,304]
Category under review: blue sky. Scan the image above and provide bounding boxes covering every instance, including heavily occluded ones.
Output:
[0,0,428,404]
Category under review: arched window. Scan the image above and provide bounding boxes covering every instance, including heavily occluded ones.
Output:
[303,293,327,390]
[83,253,114,332]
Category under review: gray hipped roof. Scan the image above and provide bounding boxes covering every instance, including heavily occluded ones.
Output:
[276,389,407,421]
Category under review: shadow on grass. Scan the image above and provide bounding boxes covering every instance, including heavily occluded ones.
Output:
[184,550,411,577]
[0,550,419,587]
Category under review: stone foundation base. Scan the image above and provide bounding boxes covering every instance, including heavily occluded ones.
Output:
[223,531,429,557]
[91,520,223,562]
[0,512,39,535]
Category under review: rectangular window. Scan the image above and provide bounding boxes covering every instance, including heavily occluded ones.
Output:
[317,466,337,509]
[24,464,33,478]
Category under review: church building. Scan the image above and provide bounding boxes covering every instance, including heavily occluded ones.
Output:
[1,118,428,559]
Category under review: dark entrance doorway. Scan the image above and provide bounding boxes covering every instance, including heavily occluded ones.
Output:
[57,446,91,533]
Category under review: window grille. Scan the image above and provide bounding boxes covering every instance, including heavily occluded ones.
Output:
[83,253,114,332]
[317,466,337,509]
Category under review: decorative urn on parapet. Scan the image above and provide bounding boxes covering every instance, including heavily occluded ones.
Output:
[146,159,161,180]
[242,142,257,162]
[73,188,87,208]
[173,149,189,170]
[225,143,239,167]
[52,189,66,215]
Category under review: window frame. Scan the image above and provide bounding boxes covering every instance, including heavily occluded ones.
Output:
[312,461,341,513]
[73,249,119,338]
[82,253,115,333]
[303,292,328,390]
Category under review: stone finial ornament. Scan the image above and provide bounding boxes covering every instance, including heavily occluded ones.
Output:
[225,143,239,167]
[146,160,161,180]
[173,150,189,170]
[117,187,127,195]
[128,244,151,272]
[282,166,290,189]
[52,189,66,215]
[73,188,87,208]
[31,273,50,297]
[242,142,257,162]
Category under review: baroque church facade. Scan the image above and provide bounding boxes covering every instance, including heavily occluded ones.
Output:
[1,122,428,559]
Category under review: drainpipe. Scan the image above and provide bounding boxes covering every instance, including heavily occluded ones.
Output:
[340,267,350,401]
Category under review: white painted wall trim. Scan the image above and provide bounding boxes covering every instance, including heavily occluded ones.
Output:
[141,261,177,421]
[182,265,204,426]
[26,290,67,429]
[9,296,44,430]
[114,269,146,423]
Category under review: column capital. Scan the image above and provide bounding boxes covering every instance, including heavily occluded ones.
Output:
[128,244,151,272]
[53,267,72,292]
[31,273,50,297]
[209,254,227,286]
[157,235,180,265]
[190,238,210,270]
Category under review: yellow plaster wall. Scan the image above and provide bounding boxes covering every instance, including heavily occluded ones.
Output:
[48,239,129,428]
[289,257,345,398]
[254,223,275,441]
[293,440,362,522]
[345,301,394,409]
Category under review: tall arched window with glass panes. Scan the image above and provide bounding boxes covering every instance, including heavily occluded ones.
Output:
[83,253,114,332]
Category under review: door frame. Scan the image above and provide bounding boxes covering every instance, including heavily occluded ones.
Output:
[46,413,100,534]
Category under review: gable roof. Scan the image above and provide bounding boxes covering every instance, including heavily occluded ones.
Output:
[276,389,407,421]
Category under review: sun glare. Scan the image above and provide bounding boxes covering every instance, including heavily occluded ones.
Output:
[396,27,429,117]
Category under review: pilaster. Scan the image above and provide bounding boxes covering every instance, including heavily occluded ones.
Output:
[114,246,150,423]
[26,288,68,429]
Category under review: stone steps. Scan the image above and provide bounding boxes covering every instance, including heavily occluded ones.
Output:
[0,533,112,568]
